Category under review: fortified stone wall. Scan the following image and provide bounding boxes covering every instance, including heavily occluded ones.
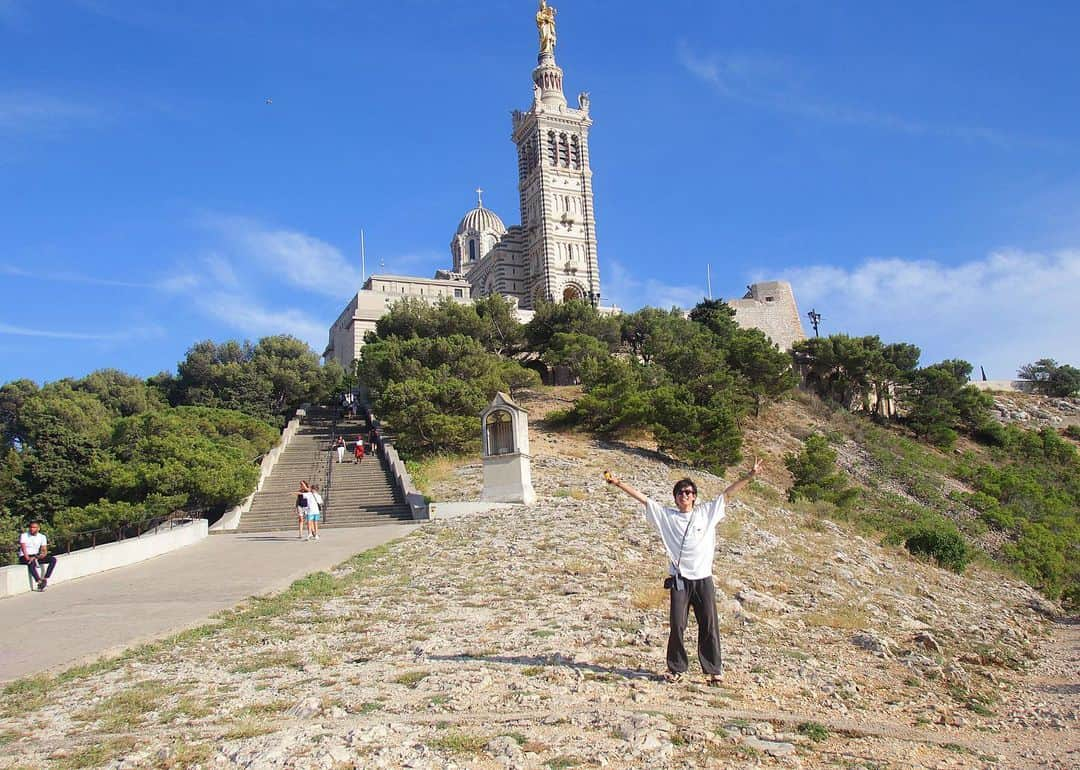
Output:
[728,280,806,351]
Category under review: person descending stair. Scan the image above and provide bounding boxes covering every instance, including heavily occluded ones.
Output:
[335,436,346,463]
[354,437,364,465]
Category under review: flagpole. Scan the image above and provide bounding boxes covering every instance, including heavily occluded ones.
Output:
[706,264,712,300]
[361,229,367,284]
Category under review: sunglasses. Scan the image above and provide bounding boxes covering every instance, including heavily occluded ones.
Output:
[676,489,696,497]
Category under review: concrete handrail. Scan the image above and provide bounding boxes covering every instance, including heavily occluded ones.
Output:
[210,409,306,532]
[360,402,428,521]
[382,442,429,520]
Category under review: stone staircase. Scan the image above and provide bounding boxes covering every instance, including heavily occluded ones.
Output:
[234,407,334,534]
[235,407,413,533]
[324,416,414,527]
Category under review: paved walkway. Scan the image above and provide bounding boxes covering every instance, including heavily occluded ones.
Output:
[0,524,418,683]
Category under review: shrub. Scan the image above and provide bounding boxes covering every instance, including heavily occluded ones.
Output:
[1064,425,1080,441]
[974,420,1007,447]
[797,721,830,742]
[784,434,858,508]
[904,515,972,573]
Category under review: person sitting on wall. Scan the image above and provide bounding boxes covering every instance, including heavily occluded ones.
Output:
[19,520,57,591]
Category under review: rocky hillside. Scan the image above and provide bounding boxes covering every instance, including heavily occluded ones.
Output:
[0,389,1075,769]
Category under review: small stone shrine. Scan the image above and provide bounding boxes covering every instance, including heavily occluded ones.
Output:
[480,392,536,505]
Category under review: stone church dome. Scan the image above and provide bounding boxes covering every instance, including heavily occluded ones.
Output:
[456,205,508,237]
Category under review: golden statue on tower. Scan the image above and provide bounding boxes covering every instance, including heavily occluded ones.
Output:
[537,1,557,55]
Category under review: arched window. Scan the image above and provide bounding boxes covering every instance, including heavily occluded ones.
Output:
[468,240,477,261]
[547,131,557,166]
[558,133,569,167]
[571,135,581,169]
[563,285,583,302]
[485,410,514,455]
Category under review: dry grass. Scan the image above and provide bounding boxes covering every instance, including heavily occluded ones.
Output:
[629,582,668,610]
[54,737,139,770]
[74,680,178,731]
[409,453,475,496]
[220,719,276,740]
[802,607,871,630]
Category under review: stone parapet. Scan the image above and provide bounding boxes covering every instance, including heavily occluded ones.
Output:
[1,519,207,599]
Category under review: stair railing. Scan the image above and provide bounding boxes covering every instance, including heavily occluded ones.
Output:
[357,400,428,520]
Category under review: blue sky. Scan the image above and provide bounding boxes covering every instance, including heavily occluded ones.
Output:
[2,0,1078,385]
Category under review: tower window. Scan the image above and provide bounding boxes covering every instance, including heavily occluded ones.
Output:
[571,135,581,169]
[547,131,557,166]
[469,240,477,261]
[558,133,569,167]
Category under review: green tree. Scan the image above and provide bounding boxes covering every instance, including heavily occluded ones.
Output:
[1018,358,1080,397]
[622,306,693,365]
[560,357,654,435]
[791,334,881,410]
[473,294,526,355]
[904,359,992,447]
[784,434,858,507]
[358,331,540,456]
[72,369,166,417]
[169,335,336,422]
[524,299,620,355]
[541,332,610,379]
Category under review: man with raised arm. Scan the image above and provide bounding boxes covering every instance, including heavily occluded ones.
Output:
[605,458,763,684]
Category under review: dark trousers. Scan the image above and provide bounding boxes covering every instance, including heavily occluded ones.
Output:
[20,554,57,582]
[667,575,723,675]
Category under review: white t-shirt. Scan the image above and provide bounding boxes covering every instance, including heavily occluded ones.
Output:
[19,532,47,558]
[643,495,726,579]
[305,491,323,515]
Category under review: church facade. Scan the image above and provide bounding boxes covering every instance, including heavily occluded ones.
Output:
[325,2,804,369]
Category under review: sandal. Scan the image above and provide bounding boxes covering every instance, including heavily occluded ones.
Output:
[706,674,723,686]
[663,670,684,683]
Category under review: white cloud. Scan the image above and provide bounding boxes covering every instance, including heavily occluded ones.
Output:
[0,264,154,288]
[779,249,1080,378]
[678,45,1054,150]
[193,290,327,351]
[204,214,362,298]
[603,256,708,311]
[0,91,102,133]
[0,322,162,341]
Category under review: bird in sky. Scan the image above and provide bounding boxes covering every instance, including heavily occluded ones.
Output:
[265,97,273,105]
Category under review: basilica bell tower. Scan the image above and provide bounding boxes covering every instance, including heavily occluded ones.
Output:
[511,1,600,309]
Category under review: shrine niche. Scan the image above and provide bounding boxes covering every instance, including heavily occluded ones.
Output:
[480,392,536,505]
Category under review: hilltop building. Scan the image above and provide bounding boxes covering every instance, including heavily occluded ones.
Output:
[325,2,803,368]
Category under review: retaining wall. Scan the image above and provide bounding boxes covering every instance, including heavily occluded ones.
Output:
[1,519,208,599]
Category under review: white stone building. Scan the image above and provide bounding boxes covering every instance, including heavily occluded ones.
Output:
[325,2,804,368]
[326,3,601,368]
